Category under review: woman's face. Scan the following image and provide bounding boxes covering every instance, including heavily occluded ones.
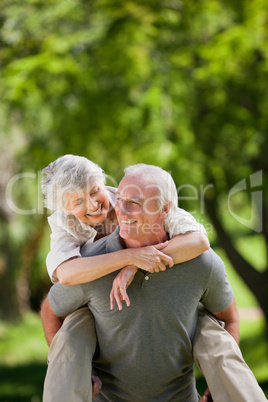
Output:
[63,180,110,226]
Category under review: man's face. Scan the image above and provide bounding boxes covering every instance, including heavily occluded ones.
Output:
[115,175,167,247]
[63,180,110,225]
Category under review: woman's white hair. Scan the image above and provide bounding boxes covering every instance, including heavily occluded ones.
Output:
[41,154,106,211]
[123,163,178,217]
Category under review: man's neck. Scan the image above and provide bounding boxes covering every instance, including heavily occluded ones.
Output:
[123,231,169,249]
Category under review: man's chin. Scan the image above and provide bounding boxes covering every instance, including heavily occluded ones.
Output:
[119,227,137,239]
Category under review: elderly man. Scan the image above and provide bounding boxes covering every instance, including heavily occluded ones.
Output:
[43,164,266,401]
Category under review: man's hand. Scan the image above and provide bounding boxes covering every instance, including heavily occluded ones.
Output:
[199,387,213,402]
[110,266,138,310]
[92,375,102,400]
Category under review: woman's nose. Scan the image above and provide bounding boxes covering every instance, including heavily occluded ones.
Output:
[87,197,98,210]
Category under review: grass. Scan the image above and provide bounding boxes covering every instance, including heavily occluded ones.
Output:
[0,312,48,402]
[0,312,48,366]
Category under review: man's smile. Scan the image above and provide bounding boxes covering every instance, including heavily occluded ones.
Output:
[121,219,137,224]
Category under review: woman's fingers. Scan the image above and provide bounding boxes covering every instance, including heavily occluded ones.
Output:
[154,241,169,250]
[119,285,130,307]
[114,285,123,311]
[158,252,173,268]
[110,289,115,310]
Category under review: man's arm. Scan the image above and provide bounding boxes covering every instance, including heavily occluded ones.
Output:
[41,282,86,345]
[40,295,65,346]
[213,298,240,344]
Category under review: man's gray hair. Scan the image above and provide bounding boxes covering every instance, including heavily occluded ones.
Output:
[41,154,106,211]
[123,164,178,218]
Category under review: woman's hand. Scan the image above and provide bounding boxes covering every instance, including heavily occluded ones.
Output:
[130,242,174,273]
[110,266,138,311]
[199,387,213,402]
[110,243,174,311]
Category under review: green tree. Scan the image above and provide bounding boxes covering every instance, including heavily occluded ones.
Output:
[0,0,267,325]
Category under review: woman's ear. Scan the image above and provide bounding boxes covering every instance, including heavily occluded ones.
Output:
[161,202,171,218]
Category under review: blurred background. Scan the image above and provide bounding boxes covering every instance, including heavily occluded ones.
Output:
[0,0,267,400]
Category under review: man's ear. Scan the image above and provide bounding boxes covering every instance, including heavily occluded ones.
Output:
[161,202,171,218]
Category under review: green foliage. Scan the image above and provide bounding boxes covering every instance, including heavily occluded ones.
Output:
[1,0,267,178]
[0,0,267,323]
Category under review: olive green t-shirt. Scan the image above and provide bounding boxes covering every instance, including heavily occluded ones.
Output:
[49,227,233,402]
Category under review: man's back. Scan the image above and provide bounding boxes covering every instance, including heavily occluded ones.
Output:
[49,228,233,401]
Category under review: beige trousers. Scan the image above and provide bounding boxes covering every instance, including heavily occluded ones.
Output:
[43,307,97,402]
[194,307,267,402]
[43,306,267,402]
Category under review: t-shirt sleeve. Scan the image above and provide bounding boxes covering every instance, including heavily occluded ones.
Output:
[46,213,82,283]
[48,283,88,317]
[200,249,234,313]
[164,207,207,238]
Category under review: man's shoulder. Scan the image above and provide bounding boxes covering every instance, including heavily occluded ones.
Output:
[176,248,224,271]
[80,227,122,257]
[80,235,109,257]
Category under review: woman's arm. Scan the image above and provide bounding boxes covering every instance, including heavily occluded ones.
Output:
[160,231,210,264]
[56,244,173,285]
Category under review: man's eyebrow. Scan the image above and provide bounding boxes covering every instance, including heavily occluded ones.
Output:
[115,192,144,201]
[130,196,144,201]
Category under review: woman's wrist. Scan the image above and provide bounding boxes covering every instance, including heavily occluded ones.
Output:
[124,249,138,267]
[124,265,138,273]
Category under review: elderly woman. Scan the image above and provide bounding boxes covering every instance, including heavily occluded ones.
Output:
[41,155,209,401]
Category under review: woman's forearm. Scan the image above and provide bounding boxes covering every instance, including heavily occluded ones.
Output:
[56,232,209,286]
[56,246,173,285]
[56,249,134,285]
[161,232,210,264]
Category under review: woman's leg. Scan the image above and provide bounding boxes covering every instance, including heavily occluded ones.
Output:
[193,306,267,402]
[43,307,97,402]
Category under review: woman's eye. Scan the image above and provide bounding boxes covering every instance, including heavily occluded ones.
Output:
[76,199,84,206]
[91,188,99,195]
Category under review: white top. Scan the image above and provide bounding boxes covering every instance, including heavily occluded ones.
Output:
[46,186,207,283]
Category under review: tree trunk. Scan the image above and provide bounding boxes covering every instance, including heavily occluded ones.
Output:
[205,197,268,328]
[0,220,21,321]
[16,213,48,314]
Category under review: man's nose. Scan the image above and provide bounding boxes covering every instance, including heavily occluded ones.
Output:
[118,200,130,214]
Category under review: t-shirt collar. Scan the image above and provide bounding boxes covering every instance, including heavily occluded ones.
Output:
[105,226,124,254]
